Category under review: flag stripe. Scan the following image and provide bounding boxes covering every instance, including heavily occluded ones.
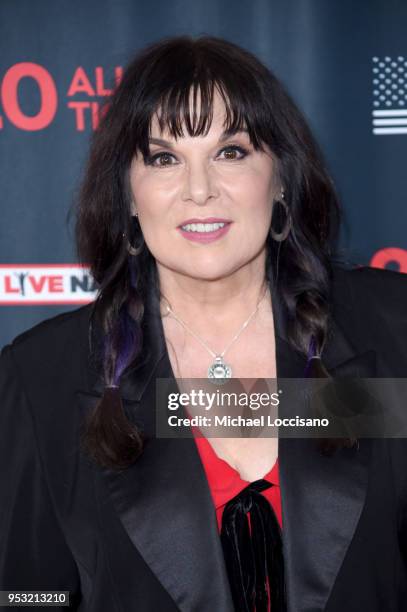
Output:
[373,118,407,125]
[373,127,407,134]
[373,109,407,117]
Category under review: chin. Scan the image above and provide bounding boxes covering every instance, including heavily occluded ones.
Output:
[186,264,240,282]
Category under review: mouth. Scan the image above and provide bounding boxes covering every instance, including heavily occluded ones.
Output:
[177,220,233,244]
[179,221,230,233]
[178,217,232,231]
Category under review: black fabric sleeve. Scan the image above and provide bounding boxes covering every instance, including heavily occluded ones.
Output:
[0,344,81,609]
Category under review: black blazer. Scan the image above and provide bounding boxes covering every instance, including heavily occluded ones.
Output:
[1,264,407,612]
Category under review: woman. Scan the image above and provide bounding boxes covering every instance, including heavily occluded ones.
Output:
[1,35,407,612]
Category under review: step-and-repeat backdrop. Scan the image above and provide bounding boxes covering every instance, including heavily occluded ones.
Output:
[1,0,406,348]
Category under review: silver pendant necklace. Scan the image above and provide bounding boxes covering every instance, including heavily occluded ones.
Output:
[164,284,268,384]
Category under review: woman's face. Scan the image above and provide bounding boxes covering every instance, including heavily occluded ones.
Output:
[129,90,280,282]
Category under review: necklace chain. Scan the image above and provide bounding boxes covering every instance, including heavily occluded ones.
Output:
[163,282,268,381]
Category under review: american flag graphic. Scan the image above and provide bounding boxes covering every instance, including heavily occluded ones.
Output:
[372,56,407,135]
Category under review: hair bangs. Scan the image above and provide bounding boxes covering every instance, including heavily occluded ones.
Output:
[135,53,268,161]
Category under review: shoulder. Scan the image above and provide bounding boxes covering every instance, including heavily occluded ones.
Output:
[330,263,407,373]
[331,263,407,319]
[7,302,93,352]
[1,303,94,397]
[3,303,93,361]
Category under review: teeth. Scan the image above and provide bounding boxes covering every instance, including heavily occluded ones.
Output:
[181,222,226,232]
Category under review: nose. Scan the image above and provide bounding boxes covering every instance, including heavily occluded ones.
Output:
[181,158,219,205]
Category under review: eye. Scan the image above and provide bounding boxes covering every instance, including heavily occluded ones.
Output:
[146,151,177,168]
[217,145,249,161]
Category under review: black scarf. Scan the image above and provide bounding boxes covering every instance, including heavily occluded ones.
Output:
[220,478,286,611]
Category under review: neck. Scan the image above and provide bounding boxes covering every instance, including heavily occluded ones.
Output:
[156,253,269,329]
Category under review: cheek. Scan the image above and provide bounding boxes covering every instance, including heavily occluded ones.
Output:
[131,181,173,248]
[237,190,273,247]
[130,171,150,202]
[131,176,169,219]
[235,182,273,224]
[228,167,274,199]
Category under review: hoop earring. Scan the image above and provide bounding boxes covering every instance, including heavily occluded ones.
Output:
[123,213,144,256]
[269,191,292,242]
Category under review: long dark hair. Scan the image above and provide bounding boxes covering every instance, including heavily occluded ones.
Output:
[75,35,343,469]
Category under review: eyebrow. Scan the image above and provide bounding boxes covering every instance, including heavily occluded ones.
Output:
[148,128,249,148]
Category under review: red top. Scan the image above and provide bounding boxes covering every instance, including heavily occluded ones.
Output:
[192,432,283,611]
[194,435,282,610]
[193,434,282,531]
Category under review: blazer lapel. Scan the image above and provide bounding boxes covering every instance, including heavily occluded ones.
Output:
[77,268,377,612]
[76,280,235,612]
[274,275,377,612]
